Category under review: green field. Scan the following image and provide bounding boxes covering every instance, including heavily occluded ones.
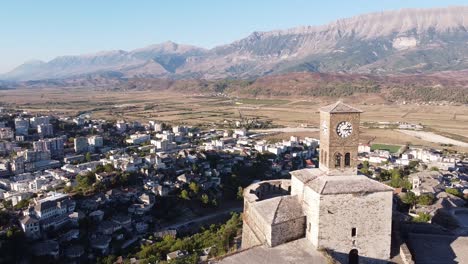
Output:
[371,143,402,153]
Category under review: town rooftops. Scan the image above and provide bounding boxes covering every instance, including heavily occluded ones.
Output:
[251,195,304,225]
[319,101,363,113]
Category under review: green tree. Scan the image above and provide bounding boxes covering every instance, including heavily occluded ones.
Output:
[408,160,420,171]
[237,186,244,200]
[201,194,209,205]
[413,212,431,222]
[76,171,96,191]
[211,199,218,207]
[189,182,200,195]
[430,166,439,171]
[417,193,435,206]
[402,191,417,208]
[85,152,92,162]
[180,190,190,200]
[445,188,462,198]
[13,199,30,210]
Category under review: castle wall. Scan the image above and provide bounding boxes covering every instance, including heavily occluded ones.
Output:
[241,201,271,248]
[302,186,321,246]
[270,216,306,247]
[316,191,393,261]
[290,175,305,201]
[241,219,262,249]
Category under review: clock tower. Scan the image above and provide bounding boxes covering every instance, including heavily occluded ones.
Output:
[319,101,362,175]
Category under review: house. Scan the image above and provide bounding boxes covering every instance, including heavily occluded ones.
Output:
[90,235,112,254]
[89,210,105,222]
[112,215,132,230]
[20,215,41,239]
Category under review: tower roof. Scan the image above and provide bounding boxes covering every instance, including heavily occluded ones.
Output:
[320,101,363,113]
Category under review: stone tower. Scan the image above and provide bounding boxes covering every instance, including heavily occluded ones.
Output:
[241,101,393,264]
[319,101,362,175]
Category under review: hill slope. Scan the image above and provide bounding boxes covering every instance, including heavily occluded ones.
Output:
[2,6,467,81]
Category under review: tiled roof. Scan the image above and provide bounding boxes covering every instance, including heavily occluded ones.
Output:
[319,101,363,113]
[252,195,304,224]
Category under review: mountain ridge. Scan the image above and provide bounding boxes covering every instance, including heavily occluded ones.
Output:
[2,6,467,81]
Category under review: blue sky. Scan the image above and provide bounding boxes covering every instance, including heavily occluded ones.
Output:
[0,0,466,73]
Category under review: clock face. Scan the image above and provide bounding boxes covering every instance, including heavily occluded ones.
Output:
[322,121,328,135]
[336,121,353,138]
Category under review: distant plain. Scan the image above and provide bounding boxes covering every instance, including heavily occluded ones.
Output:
[1,87,467,152]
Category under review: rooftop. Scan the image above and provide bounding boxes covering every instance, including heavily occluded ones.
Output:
[217,238,326,264]
[319,101,363,113]
[251,195,304,225]
[290,168,393,194]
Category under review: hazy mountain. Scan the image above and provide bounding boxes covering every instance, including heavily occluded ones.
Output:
[2,6,467,81]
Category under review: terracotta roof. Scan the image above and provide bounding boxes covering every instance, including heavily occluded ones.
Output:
[319,101,363,113]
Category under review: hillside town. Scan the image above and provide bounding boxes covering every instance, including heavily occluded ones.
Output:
[0,107,467,263]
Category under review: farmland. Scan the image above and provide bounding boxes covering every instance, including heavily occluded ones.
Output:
[1,87,467,152]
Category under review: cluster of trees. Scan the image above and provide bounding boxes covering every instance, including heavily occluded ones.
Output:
[401,192,435,208]
[378,168,412,190]
[179,182,218,207]
[136,213,242,264]
[69,164,138,195]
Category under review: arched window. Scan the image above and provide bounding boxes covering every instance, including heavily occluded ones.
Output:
[335,153,342,168]
[345,153,351,167]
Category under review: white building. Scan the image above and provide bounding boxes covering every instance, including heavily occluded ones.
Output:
[37,124,54,137]
[126,134,150,145]
[74,137,89,153]
[88,135,104,148]
[15,118,29,136]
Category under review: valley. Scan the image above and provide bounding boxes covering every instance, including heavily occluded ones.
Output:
[2,87,467,152]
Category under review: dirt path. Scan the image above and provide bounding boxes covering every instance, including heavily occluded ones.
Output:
[397,130,468,148]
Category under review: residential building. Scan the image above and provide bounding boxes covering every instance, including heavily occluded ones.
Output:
[14,118,29,136]
[74,137,89,153]
[37,123,54,137]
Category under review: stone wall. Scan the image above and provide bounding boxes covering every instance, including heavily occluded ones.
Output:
[302,186,321,246]
[242,180,292,249]
[241,219,262,249]
[317,191,393,261]
[270,217,306,247]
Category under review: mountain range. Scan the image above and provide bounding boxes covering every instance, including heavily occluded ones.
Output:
[1,6,467,81]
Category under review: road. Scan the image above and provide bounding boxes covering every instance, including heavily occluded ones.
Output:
[162,206,243,230]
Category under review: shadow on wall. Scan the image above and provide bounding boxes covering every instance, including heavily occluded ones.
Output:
[401,221,460,264]
[330,251,397,264]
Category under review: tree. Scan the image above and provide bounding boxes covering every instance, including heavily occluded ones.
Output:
[189,182,200,195]
[408,160,420,171]
[14,199,30,210]
[85,152,92,162]
[201,194,209,205]
[413,212,431,223]
[237,187,244,200]
[76,171,96,191]
[402,191,417,209]
[211,199,218,207]
[445,188,462,198]
[180,190,190,200]
[430,166,439,171]
[417,193,435,206]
